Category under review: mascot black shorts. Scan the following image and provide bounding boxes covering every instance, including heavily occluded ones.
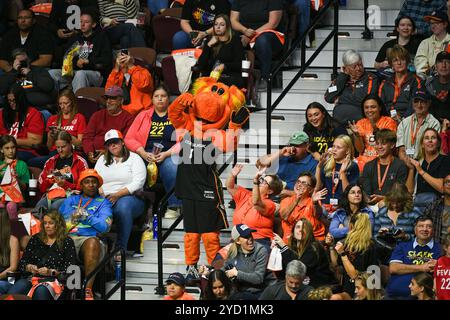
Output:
[182,199,229,233]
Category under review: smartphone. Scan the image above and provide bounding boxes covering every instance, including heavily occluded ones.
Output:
[189,31,199,40]
[49,125,57,131]
[120,49,128,55]
[19,60,28,69]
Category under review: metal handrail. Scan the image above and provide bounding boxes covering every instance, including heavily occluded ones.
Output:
[154,151,237,295]
[266,0,340,154]
[82,246,126,300]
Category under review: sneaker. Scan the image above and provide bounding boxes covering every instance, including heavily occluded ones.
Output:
[164,207,180,219]
[85,288,94,301]
[185,265,200,284]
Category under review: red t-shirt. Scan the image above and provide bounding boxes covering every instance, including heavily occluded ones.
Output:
[46,113,87,150]
[434,256,450,300]
[232,186,276,240]
[0,107,44,139]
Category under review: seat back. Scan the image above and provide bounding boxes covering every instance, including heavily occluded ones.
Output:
[76,96,101,122]
[128,47,156,66]
[161,7,182,18]
[74,87,105,106]
[152,15,181,53]
[161,55,180,95]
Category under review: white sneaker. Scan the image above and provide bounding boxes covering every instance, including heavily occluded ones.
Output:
[164,208,180,219]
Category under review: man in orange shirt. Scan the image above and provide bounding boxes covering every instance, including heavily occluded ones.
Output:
[226,164,283,252]
[163,272,196,300]
[279,172,327,242]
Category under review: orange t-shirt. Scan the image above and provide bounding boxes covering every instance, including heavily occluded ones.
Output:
[280,196,325,242]
[232,187,276,240]
[356,116,397,171]
[164,292,195,300]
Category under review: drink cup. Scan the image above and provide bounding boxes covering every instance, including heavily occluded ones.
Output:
[29,179,37,197]
[242,60,251,78]
[152,143,164,155]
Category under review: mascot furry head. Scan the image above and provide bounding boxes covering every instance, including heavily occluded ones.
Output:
[168,77,249,150]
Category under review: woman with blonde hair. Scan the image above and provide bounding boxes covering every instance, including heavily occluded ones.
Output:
[354,272,384,300]
[315,134,360,215]
[329,213,378,300]
[7,210,77,300]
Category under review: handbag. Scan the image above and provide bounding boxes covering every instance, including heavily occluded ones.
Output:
[267,246,283,271]
[0,161,24,203]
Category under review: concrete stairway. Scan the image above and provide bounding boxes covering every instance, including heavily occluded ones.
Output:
[110,0,404,300]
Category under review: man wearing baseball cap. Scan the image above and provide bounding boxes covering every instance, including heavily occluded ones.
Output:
[415,10,450,78]
[82,85,134,165]
[397,90,441,165]
[59,168,113,300]
[163,272,195,300]
[426,51,450,121]
[256,131,318,196]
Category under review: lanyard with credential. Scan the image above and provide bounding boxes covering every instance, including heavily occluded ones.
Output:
[410,116,424,145]
[331,166,339,198]
[77,196,93,211]
[377,159,392,192]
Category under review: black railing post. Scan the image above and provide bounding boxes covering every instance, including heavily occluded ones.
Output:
[155,202,165,295]
[332,0,339,79]
[266,78,272,154]
[362,0,373,39]
[121,249,126,300]
[301,39,306,67]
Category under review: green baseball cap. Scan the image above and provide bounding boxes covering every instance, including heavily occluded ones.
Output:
[288,131,309,146]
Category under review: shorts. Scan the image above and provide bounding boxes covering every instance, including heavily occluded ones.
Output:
[70,235,106,262]
[182,198,228,233]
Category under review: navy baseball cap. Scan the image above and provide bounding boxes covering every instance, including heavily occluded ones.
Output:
[424,11,449,24]
[166,272,186,286]
[412,90,431,101]
[231,224,256,241]
[436,51,450,63]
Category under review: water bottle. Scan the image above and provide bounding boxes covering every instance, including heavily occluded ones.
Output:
[114,254,121,281]
[152,214,158,240]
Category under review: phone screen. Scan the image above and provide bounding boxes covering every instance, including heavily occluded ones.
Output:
[190,31,199,39]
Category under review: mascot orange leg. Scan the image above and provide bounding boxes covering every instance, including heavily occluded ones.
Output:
[184,233,201,266]
[201,232,221,265]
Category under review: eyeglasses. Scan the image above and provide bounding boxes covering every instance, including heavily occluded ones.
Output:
[295,180,311,187]
[258,176,270,186]
[444,180,450,186]
[7,99,16,103]
[104,96,120,100]
[18,16,33,20]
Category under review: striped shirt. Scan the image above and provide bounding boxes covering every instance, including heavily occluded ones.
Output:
[98,0,138,23]
[373,206,422,241]
[397,0,447,37]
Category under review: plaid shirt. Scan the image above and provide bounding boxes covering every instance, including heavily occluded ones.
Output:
[424,197,446,244]
[398,0,447,36]
[373,206,422,241]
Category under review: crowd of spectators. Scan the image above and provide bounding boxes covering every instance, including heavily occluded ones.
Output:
[0,0,449,301]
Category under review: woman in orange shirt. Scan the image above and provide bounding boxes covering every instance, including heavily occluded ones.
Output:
[349,94,397,172]
[226,164,283,252]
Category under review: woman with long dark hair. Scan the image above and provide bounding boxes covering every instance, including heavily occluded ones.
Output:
[202,269,234,300]
[303,102,347,161]
[409,272,435,300]
[330,184,374,241]
[0,83,44,163]
[197,14,244,88]
[273,218,336,288]
[348,94,397,172]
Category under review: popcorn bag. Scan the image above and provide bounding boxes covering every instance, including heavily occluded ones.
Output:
[62,42,80,78]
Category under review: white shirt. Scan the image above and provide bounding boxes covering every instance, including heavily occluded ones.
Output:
[95,151,146,195]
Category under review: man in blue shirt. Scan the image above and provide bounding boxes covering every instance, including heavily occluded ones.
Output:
[257,131,318,197]
[386,216,441,298]
[59,169,113,300]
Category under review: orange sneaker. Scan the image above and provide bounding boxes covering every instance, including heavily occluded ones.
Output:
[85,288,94,301]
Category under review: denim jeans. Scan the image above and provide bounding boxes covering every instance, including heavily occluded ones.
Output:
[113,195,145,250]
[0,280,12,294]
[17,150,37,164]
[159,155,182,208]
[105,23,146,49]
[286,0,311,39]
[49,69,103,93]
[172,31,194,50]
[8,279,53,300]
[35,196,66,211]
[147,0,168,15]
[253,33,284,79]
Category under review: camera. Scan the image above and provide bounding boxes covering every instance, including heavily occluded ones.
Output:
[225,263,235,271]
[120,49,128,55]
[19,60,28,69]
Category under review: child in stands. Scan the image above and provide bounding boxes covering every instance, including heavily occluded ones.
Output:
[164,272,196,300]
[434,234,450,300]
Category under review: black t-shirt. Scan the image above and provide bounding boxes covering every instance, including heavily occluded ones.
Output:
[231,0,284,31]
[375,35,423,63]
[182,0,231,31]
[259,281,312,300]
[428,77,450,121]
[341,242,378,296]
[55,155,74,184]
[0,26,54,62]
[307,125,347,154]
[417,154,450,195]
[360,157,408,196]
[145,112,175,152]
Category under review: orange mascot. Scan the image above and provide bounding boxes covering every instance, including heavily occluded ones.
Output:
[168,77,249,280]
